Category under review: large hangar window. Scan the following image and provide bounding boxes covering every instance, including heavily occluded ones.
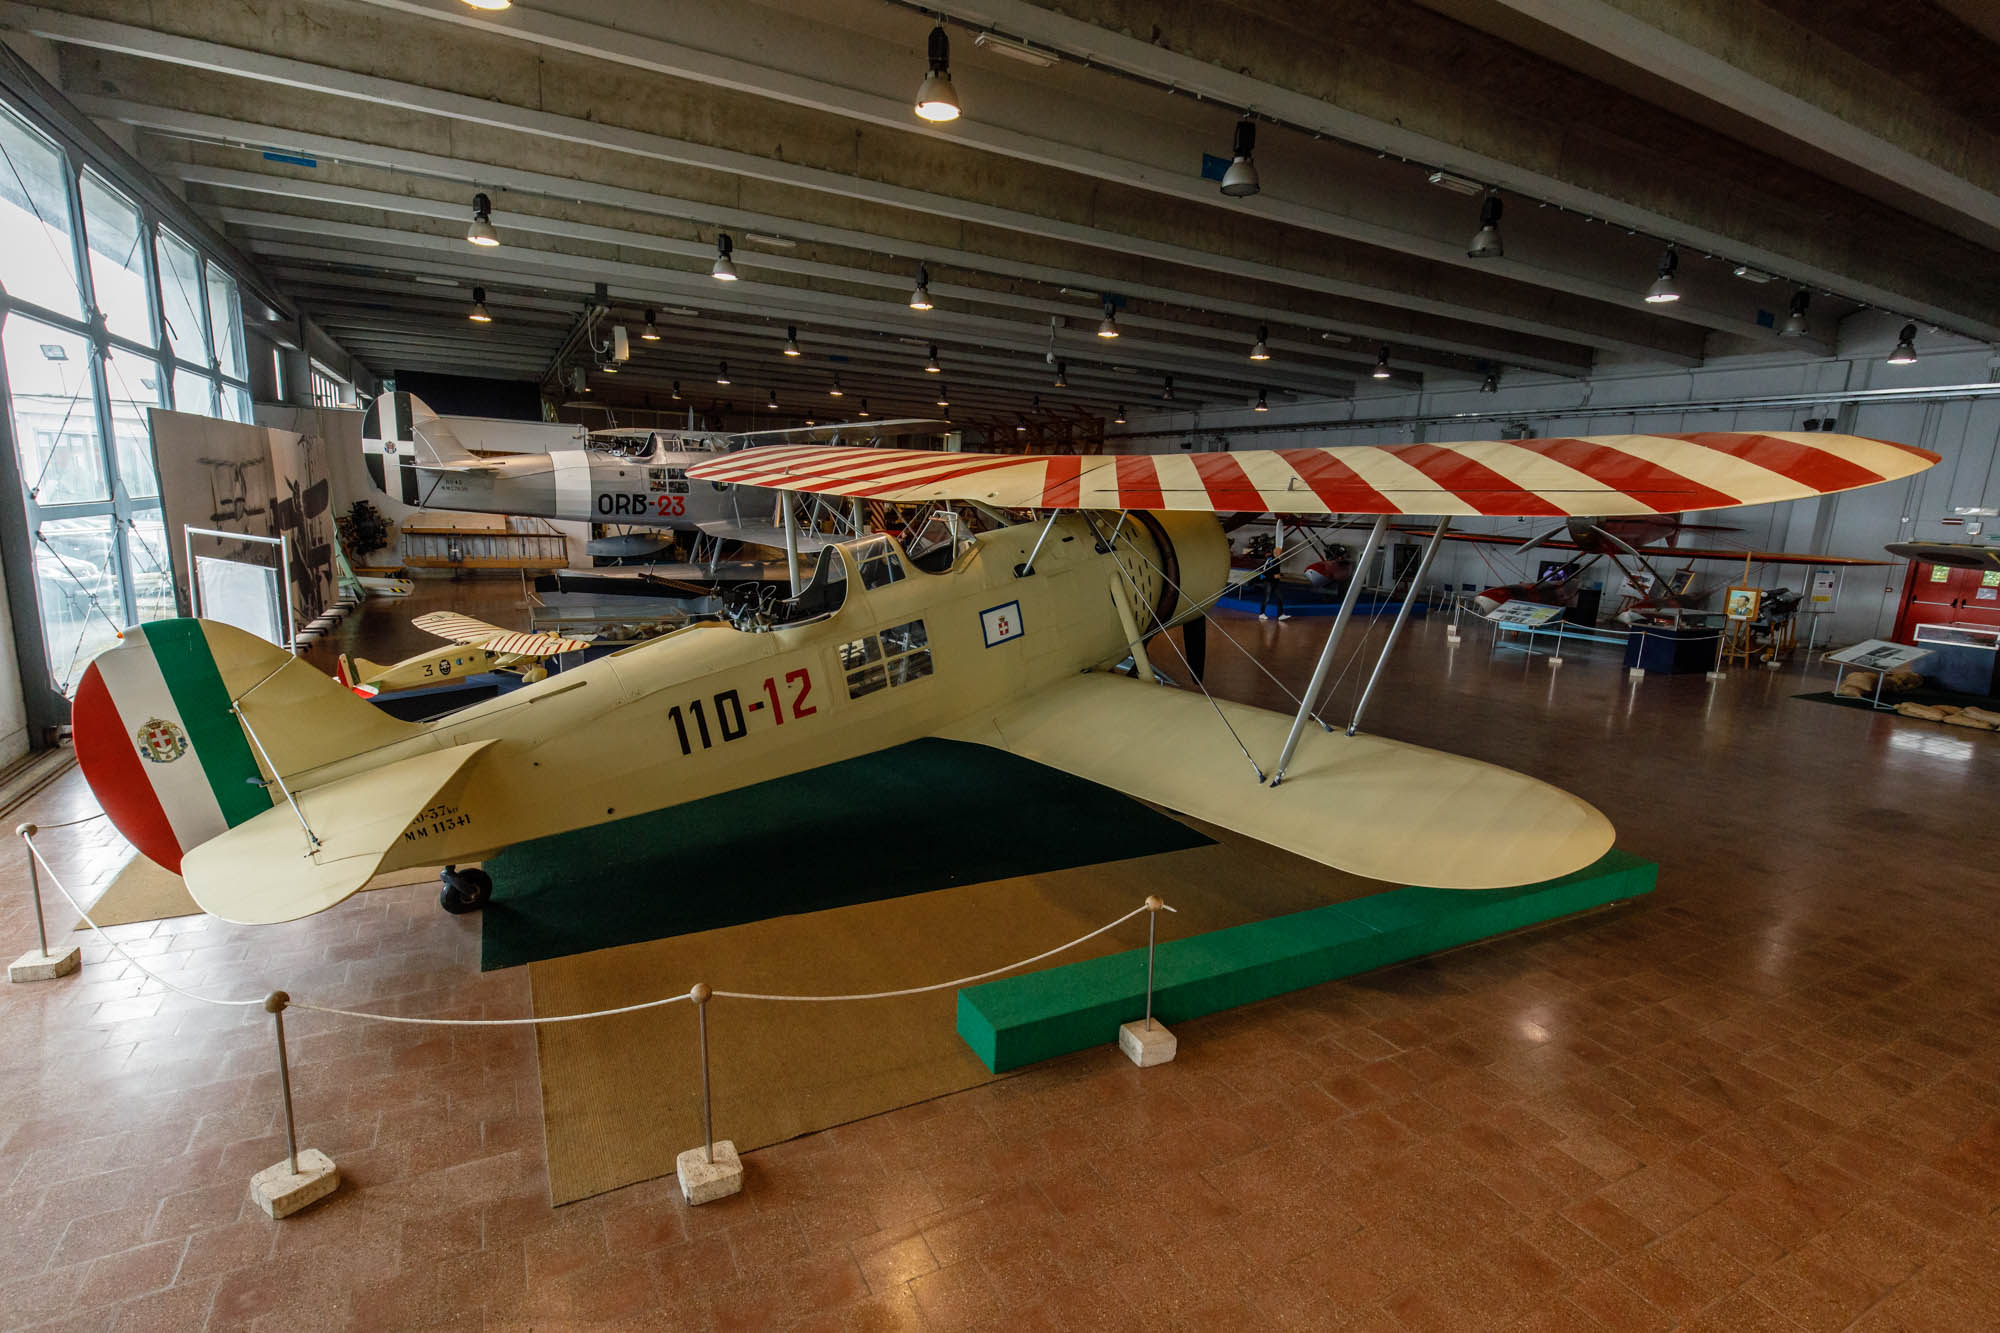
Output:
[0,98,252,697]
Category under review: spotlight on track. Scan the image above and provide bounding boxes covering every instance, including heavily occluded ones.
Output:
[466,192,498,247]
[711,233,739,281]
[1781,289,1810,338]
[914,23,960,122]
[783,325,802,357]
[467,286,492,322]
[1372,346,1392,379]
[1219,119,1259,198]
[1249,324,1270,361]
[1644,246,1681,304]
[1888,323,1919,365]
[910,264,933,311]
[1467,192,1503,260]
[640,310,661,341]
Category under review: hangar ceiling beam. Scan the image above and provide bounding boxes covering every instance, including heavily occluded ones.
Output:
[1479,0,2000,246]
[339,0,1788,346]
[19,7,1708,363]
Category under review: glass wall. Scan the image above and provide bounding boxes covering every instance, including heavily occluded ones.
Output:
[0,99,253,695]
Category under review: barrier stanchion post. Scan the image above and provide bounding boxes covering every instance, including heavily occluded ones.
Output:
[675,983,743,1204]
[1548,616,1565,667]
[249,991,339,1218]
[1627,628,1647,679]
[1118,897,1177,1067]
[9,825,79,982]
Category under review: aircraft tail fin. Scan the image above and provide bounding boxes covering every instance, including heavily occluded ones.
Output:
[73,619,417,874]
[362,392,486,501]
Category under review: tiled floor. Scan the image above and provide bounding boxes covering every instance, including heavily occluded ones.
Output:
[1,603,1996,1331]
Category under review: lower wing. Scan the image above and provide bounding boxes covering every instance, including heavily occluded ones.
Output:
[941,673,1612,889]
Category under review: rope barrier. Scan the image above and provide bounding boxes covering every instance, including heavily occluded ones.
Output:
[22,832,1171,1027]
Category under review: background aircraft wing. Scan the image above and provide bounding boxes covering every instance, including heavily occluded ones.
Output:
[693,520,834,552]
[939,673,1613,890]
[412,611,589,655]
[727,418,950,447]
[1413,529,1894,565]
[687,432,1937,517]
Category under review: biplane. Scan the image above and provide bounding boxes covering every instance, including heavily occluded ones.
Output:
[73,430,1935,923]
[334,613,594,697]
[362,392,945,561]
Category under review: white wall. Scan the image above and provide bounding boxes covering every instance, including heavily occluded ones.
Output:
[1116,313,2000,643]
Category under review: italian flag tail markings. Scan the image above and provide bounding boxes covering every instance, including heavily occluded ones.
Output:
[72,620,274,873]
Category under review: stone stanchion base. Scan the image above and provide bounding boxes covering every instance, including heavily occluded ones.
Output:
[9,946,80,982]
[1118,1019,1177,1068]
[251,1149,339,1219]
[676,1140,743,1205]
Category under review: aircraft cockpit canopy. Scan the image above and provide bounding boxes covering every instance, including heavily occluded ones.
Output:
[584,430,731,460]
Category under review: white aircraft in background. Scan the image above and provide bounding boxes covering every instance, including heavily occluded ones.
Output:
[361,392,948,555]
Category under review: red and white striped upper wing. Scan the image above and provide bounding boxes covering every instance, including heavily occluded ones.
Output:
[412,611,590,657]
[684,433,1937,516]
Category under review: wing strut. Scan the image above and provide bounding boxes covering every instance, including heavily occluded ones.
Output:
[1347,516,1451,737]
[781,489,803,595]
[1271,514,1390,786]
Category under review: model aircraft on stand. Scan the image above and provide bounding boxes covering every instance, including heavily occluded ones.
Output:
[71,429,1934,924]
[334,613,594,697]
[362,392,947,582]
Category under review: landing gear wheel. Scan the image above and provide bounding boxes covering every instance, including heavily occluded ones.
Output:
[438,865,493,914]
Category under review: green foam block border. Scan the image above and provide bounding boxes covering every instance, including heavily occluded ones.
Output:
[956,849,1656,1073]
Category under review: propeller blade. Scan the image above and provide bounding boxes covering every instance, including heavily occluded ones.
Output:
[1512,521,1573,555]
[1182,615,1208,685]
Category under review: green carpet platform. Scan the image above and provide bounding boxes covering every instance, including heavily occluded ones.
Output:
[957,849,1657,1072]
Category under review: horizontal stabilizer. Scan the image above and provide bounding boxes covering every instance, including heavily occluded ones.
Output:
[179,741,494,924]
[943,674,1612,889]
[687,432,1938,517]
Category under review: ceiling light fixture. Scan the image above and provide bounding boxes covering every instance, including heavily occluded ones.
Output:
[973,31,1056,67]
[715,360,731,385]
[936,384,950,407]
[1097,304,1119,339]
[1253,388,1269,412]
[1467,193,1503,260]
[462,0,510,10]
[1780,289,1810,338]
[1054,360,1068,389]
[1016,419,1027,432]
[1114,404,1126,424]
[611,326,629,362]
[711,233,739,281]
[783,325,802,357]
[640,309,661,341]
[1161,374,1175,401]
[858,399,870,417]
[1220,119,1259,198]
[1888,323,1919,365]
[910,264,933,310]
[1644,246,1681,303]
[767,388,779,409]
[467,286,492,322]
[914,22,960,122]
[828,375,844,397]
[1426,170,1483,196]
[671,381,681,400]
[1249,324,1270,361]
[466,192,498,247]
[924,344,942,373]
[1372,346,1392,379]
[1479,369,1499,394]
